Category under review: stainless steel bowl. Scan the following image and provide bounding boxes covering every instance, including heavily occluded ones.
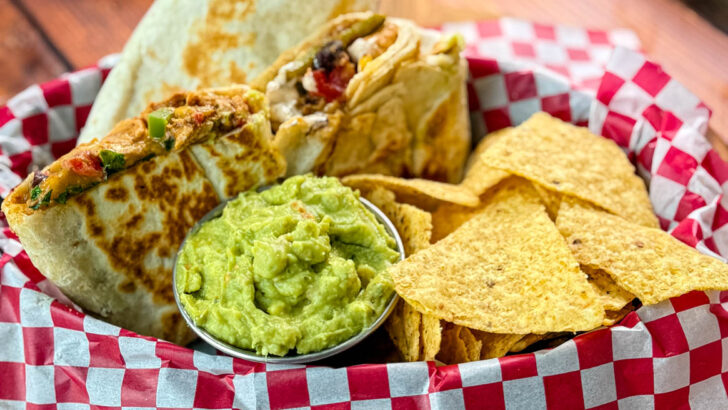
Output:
[172,194,405,364]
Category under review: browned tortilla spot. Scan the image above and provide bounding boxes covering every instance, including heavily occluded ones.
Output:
[105,187,129,202]
[74,154,219,305]
[118,279,137,293]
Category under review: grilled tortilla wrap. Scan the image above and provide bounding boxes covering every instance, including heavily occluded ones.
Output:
[251,12,470,183]
[2,85,285,344]
[77,0,375,145]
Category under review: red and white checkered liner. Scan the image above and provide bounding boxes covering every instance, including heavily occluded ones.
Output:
[1,18,727,409]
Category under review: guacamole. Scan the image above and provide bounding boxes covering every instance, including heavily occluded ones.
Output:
[175,174,401,356]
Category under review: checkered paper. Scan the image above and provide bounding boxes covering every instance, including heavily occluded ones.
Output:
[1,18,727,409]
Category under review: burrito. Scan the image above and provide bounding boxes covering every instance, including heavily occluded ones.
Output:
[2,85,285,344]
[251,12,470,183]
[78,0,375,145]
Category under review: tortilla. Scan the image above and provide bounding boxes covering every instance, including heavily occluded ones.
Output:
[253,13,470,182]
[3,87,284,343]
[390,179,604,334]
[3,152,218,344]
[556,199,728,305]
[342,174,479,211]
[482,112,658,228]
[78,0,375,145]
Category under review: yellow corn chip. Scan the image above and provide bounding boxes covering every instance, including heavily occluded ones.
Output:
[342,174,479,211]
[471,331,525,359]
[464,127,514,173]
[459,327,483,362]
[363,187,432,255]
[437,323,469,364]
[532,184,562,221]
[385,300,422,362]
[391,179,604,334]
[482,112,658,228]
[420,314,442,361]
[430,203,483,243]
[557,199,728,305]
[460,128,512,196]
[603,305,635,326]
[581,265,635,311]
[509,334,549,353]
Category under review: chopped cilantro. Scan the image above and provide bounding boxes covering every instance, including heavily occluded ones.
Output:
[55,191,68,204]
[30,190,52,210]
[30,185,42,201]
[56,185,83,204]
[99,150,125,174]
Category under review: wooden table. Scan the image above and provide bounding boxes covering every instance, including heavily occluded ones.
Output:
[2,0,727,154]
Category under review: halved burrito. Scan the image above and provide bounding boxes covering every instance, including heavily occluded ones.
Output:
[251,12,470,183]
[2,85,285,344]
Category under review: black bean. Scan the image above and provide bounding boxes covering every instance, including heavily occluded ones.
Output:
[313,40,349,72]
[31,171,47,187]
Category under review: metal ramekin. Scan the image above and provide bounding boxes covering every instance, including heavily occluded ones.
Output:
[172,194,405,364]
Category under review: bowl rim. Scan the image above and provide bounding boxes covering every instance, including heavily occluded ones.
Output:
[172,190,405,364]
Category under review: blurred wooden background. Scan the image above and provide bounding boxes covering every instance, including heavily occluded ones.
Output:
[1,0,727,150]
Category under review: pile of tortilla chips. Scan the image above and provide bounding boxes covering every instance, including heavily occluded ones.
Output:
[343,112,728,364]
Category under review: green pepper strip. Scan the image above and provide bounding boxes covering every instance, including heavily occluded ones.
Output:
[148,107,174,140]
[285,14,385,81]
[99,149,126,174]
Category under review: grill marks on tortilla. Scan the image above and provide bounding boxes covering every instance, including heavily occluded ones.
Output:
[182,0,256,87]
[74,151,219,304]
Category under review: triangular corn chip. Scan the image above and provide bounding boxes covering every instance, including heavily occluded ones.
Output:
[557,199,728,304]
[420,314,442,361]
[363,187,432,255]
[471,331,525,359]
[385,300,421,362]
[460,128,512,196]
[390,179,604,333]
[342,174,479,211]
[581,265,635,311]
[437,323,470,364]
[482,112,657,228]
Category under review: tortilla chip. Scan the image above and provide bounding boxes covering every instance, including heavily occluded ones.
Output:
[461,128,512,195]
[603,305,635,326]
[430,203,483,243]
[459,327,484,362]
[391,179,604,334]
[582,265,635,311]
[420,314,442,361]
[437,323,470,364]
[385,300,422,362]
[556,199,728,305]
[342,174,479,211]
[532,184,562,221]
[482,112,658,228]
[363,187,432,255]
[460,128,513,195]
[471,331,525,359]
[465,128,513,173]
[509,334,548,353]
